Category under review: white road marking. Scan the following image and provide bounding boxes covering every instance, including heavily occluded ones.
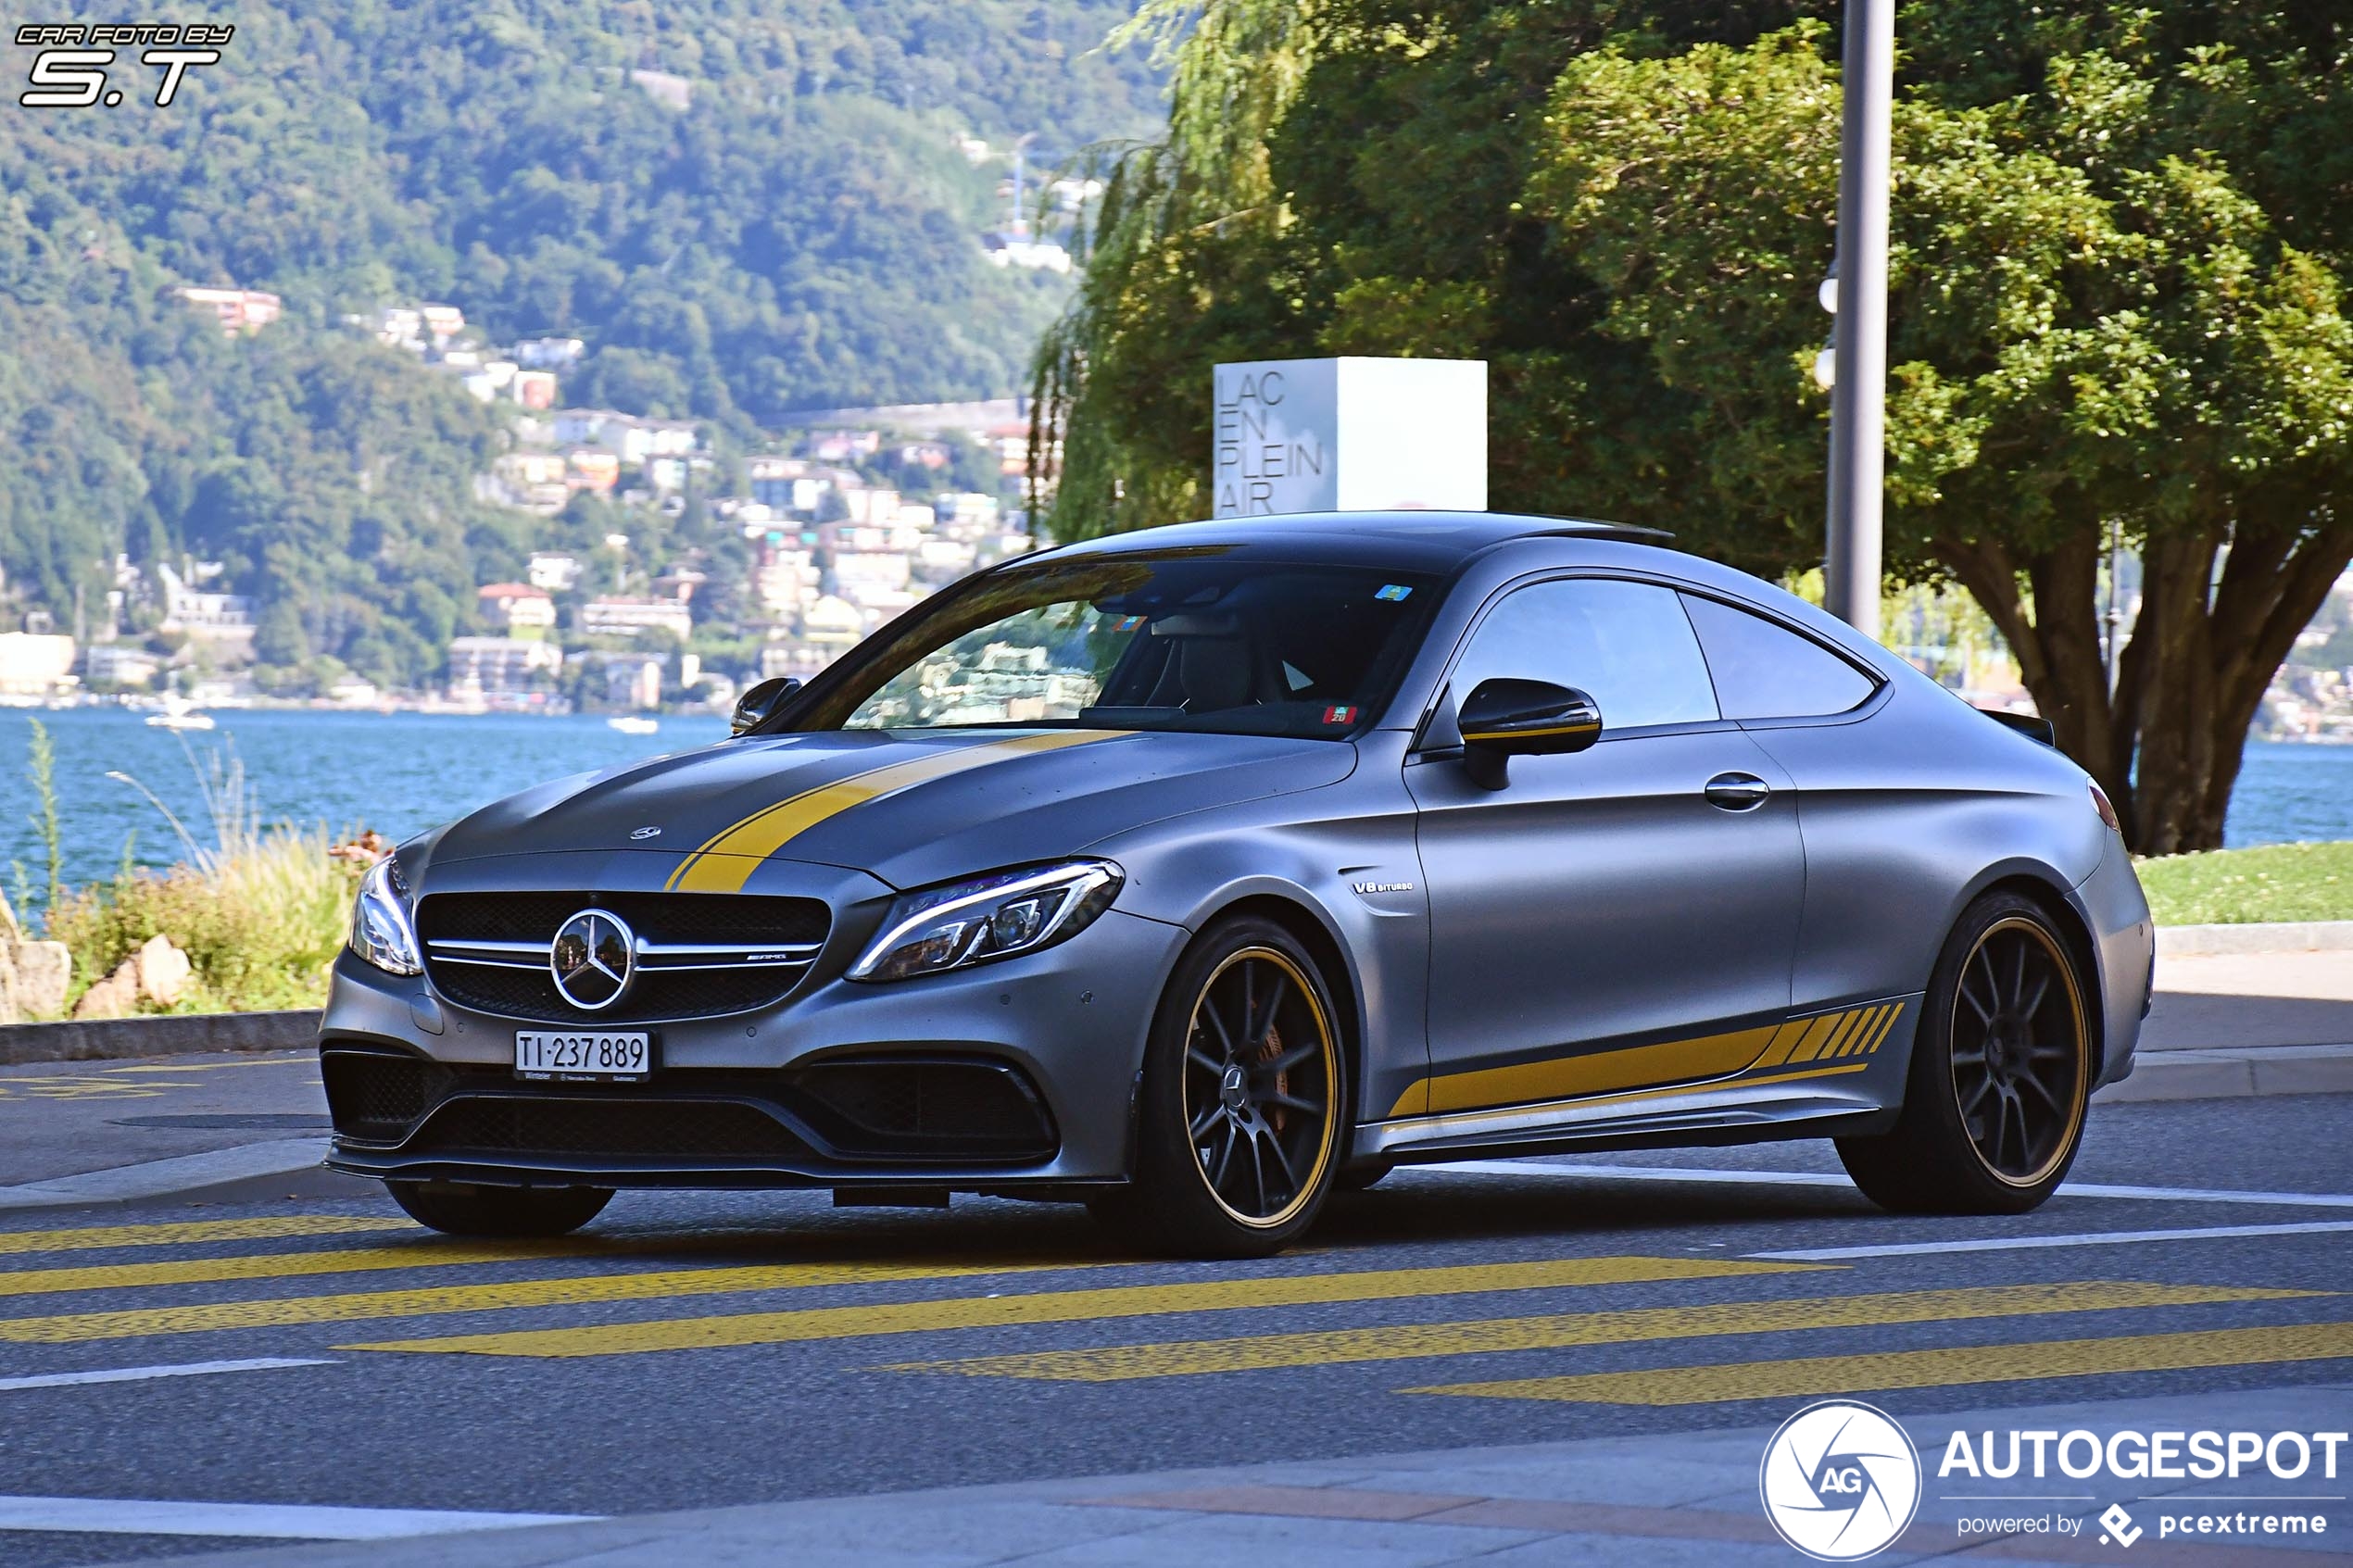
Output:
[1749,1219,2353,1261]
[1417,1159,2353,1209]
[0,1495,597,1539]
[0,1358,333,1392]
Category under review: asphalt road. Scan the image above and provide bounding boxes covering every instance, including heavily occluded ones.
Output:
[1,1091,2349,1565]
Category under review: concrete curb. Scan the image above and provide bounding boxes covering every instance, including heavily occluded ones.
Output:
[2095,1043,2353,1103]
[0,1009,319,1066]
[2157,920,2353,956]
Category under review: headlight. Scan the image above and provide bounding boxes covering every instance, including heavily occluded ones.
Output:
[849,860,1123,983]
[349,855,423,977]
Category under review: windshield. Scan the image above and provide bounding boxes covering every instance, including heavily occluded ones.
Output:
[795,556,1440,739]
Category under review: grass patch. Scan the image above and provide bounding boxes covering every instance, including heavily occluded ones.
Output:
[30,737,361,1016]
[2136,840,2353,927]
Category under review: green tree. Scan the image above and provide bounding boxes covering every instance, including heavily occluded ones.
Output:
[1035,1,2353,853]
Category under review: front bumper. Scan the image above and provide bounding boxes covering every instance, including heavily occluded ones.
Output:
[320,855,1186,1190]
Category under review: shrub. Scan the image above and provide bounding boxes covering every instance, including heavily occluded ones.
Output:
[40,738,362,1014]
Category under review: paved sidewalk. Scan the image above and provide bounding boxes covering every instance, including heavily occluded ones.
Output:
[2113,949,2353,1102]
[152,1385,2353,1565]
[0,1050,361,1210]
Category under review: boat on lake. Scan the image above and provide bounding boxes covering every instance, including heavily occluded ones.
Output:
[145,696,216,732]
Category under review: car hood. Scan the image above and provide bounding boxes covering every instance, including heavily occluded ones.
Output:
[422,728,1357,892]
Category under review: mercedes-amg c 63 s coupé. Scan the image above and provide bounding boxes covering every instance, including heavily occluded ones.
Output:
[324,512,2153,1256]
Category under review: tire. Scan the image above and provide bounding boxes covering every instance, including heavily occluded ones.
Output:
[1090,916,1349,1258]
[1838,891,2094,1215]
[388,1180,613,1237]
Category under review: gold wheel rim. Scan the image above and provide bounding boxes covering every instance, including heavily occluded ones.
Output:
[1179,947,1340,1229]
[1948,915,2089,1188]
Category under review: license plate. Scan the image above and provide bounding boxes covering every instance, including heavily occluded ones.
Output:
[514,1031,651,1081]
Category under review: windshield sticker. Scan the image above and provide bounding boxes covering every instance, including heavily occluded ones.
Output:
[1375,584,1413,601]
[1322,705,1359,724]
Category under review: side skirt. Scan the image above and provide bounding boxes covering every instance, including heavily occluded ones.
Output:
[1358,995,1922,1163]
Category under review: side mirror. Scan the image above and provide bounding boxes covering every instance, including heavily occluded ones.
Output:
[730,675,801,736]
[1456,678,1600,789]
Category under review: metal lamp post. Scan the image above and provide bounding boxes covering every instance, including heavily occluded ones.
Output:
[1824,0,1895,638]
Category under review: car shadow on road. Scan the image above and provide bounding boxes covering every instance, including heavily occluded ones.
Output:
[1315,1173,1871,1249]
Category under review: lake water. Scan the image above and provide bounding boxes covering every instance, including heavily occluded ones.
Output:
[0,709,2345,898]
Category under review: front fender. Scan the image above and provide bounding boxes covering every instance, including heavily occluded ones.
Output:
[1088,765,1428,1135]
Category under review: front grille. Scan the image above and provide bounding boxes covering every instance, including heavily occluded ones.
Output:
[321,1049,451,1140]
[409,1097,809,1161]
[416,891,831,1022]
[786,1059,1057,1158]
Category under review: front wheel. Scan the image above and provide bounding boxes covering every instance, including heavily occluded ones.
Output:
[1838,892,2094,1214]
[389,1181,613,1237]
[1091,917,1348,1258]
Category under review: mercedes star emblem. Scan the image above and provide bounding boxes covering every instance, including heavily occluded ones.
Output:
[550,908,635,1011]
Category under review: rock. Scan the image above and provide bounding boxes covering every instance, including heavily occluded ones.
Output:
[134,935,193,1007]
[70,959,140,1021]
[0,942,18,1025]
[9,941,70,1019]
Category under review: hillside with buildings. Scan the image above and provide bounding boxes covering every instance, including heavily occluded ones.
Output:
[0,0,1156,705]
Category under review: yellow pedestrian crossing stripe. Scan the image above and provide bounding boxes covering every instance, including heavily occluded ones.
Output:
[0,1240,622,1300]
[0,1204,2339,1411]
[0,1215,396,1258]
[341,1256,1820,1360]
[0,1256,1096,1345]
[1408,1319,2353,1406]
[884,1282,2314,1383]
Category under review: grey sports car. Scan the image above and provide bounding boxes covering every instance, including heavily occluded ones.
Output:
[323,511,2152,1256]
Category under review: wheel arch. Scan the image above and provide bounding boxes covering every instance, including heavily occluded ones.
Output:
[1969,869,2108,1085]
[1189,892,1369,1135]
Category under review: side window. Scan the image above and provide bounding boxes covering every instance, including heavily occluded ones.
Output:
[1680,594,1879,721]
[1452,579,1719,731]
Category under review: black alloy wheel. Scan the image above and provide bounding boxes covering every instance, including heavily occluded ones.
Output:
[1839,891,2093,1214]
[1180,945,1340,1226]
[1950,915,2088,1185]
[1093,916,1346,1257]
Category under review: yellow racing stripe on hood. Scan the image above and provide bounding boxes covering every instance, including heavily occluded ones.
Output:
[666,731,1122,894]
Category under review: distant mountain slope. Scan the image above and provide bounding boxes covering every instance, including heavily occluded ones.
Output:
[0,1,1156,663]
[4,0,1159,421]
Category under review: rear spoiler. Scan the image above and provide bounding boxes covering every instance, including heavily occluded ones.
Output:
[1980,708,2056,746]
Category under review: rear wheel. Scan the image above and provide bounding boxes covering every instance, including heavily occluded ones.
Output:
[388,1181,612,1237]
[1838,892,2093,1214]
[1091,917,1347,1258]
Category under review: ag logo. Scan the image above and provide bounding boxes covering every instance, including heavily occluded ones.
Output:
[1758,1400,1921,1561]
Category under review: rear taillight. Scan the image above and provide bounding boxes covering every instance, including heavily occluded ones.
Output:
[2088,783,2121,834]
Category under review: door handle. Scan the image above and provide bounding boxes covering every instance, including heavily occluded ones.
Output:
[1704,771,1771,811]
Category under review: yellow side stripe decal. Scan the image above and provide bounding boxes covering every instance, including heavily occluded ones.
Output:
[1390,999,1912,1122]
[666,731,1121,894]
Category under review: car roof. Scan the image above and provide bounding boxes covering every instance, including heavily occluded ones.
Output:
[1041,510,1670,572]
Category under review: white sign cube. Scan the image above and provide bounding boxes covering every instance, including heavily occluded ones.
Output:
[1212,357,1486,518]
